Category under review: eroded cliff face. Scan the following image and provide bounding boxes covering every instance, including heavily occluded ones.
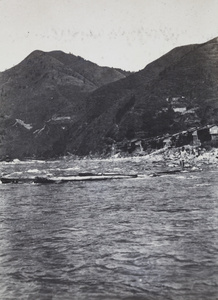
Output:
[1,38,218,159]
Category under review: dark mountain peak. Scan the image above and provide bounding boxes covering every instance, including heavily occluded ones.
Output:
[4,49,61,76]
[18,49,49,66]
[48,50,89,65]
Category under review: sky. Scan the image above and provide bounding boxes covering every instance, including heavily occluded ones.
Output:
[0,0,218,72]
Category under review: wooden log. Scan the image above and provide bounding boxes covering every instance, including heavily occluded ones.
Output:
[1,173,137,184]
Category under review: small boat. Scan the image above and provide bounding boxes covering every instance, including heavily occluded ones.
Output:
[150,166,201,177]
[150,169,182,177]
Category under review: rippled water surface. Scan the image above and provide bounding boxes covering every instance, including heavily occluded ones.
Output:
[0,158,218,300]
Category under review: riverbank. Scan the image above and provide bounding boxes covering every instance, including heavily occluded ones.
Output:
[141,146,218,169]
[1,146,218,171]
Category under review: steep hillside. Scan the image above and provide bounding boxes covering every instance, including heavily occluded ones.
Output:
[67,37,218,155]
[0,50,129,158]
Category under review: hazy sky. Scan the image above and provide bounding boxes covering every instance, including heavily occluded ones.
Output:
[1,0,218,72]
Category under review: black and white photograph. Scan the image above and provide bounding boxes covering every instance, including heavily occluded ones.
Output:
[0,0,218,299]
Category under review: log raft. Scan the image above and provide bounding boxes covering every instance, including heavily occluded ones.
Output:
[0,173,137,184]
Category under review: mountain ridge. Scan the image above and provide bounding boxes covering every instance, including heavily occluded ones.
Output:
[0,37,218,159]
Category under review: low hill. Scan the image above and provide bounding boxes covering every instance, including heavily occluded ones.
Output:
[0,50,129,158]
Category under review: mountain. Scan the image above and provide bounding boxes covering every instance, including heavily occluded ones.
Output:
[1,37,218,159]
[0,50,130,158]
[66,37,218,155]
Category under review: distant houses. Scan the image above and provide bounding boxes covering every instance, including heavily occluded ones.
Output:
[192,130,201,146]
[167,125,218,148]
[161,125,218,149]
[210,125,218,142]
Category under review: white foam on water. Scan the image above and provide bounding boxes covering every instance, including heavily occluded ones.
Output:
[4,171,23,177]
[196,183,212,187]
[27,169,41,173]
[63,167,80,171]
[136,174,151,180]
[175,175,186,179]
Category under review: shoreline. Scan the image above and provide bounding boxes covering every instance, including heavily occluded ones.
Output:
[1,147,218,169]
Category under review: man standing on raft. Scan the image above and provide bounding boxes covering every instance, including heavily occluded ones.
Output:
[180,147,186,170]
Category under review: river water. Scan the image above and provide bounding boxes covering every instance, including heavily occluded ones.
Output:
[0,157,218,300]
